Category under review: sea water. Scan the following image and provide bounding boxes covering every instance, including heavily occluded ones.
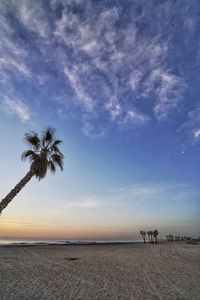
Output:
[0,239,141,245]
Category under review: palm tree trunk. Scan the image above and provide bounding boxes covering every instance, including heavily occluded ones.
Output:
[0,169,35,214]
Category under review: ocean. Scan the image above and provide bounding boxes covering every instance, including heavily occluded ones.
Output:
[0,239,141,245]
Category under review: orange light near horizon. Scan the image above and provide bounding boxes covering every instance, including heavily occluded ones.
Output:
[0,218,139,240]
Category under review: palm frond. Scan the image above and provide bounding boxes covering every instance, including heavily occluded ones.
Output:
[51,140,62,152]
[51,153,64,171]
[52,145,63,155]
[52,140,62,146]
[21,150,39,162]
[25,132,41,150]
[42,127,55,145]
[48,161,56,174]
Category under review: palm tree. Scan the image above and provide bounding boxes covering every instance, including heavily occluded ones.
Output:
[153,229,159,244]
[140,230,146,243]
[150,230,154,243]
[0,127,64,214]
[147,231,151,243]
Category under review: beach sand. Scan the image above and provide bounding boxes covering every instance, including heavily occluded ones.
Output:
[0,242,199,299]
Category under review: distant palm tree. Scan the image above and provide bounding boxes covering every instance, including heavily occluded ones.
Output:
[0,127,64,214]
[147,231,151,243]
[150,230,154,243]
[140,230,146,243]
[153,229,159,244]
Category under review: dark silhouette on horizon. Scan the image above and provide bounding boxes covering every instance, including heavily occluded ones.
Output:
[140,230,146,243]
[140,229,159,243]
[0,127,64,214]
[147,231,151,243]
[166,234,192,242]
[153,229,159,243]
[149,230,154,243]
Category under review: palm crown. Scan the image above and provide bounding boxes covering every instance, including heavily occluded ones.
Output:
[0,127,64,215]
[22,127,64,180]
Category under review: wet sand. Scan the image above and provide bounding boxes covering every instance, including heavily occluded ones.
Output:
[0,242,199,299]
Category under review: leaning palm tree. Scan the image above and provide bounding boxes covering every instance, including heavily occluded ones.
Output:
[0,127,64,214]
[153,229,159,244]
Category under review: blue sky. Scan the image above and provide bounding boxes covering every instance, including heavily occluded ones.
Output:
[0,0,199,240]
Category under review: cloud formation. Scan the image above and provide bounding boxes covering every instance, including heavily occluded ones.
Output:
[1,95,31,121]
[0,0,199,138]
[63,182,199,209]
[179,106,200,145]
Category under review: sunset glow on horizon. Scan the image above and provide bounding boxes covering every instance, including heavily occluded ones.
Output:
[0,0,199,240]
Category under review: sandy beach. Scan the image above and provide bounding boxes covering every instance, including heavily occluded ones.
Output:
[0,242,199,299]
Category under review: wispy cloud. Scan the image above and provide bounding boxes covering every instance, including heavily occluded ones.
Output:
[63,66,94,111]
[64,197,103,208]
[1,95,31,122]
[19,0,50,39]
[146,68,186,120]
[63,182,199,209]
[82,121,106,138]
[52,1,187,132]
[0,0,199,136]
[0,10,31,80]
[178,106,200,145]
[194,129,200,138]
[115,182,199,204]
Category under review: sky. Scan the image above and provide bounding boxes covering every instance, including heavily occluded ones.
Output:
[0,0,199,240]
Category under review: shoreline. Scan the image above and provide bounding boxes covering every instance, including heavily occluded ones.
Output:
[0,240,170,247]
